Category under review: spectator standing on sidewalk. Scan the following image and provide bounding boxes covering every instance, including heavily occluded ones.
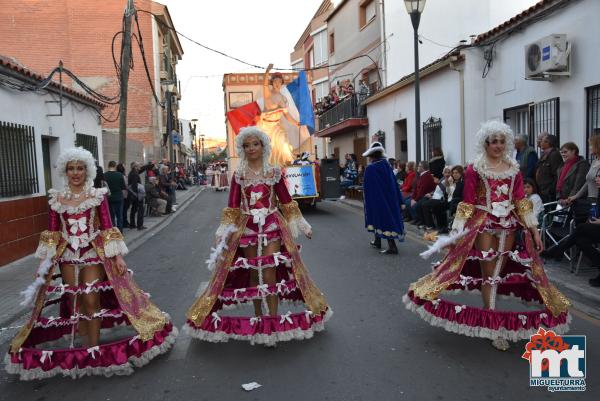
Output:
[555,142,589,205]
[128,162,147,230]
[362,142,404,254]
[563,135,600,220]
[536,133,563,203]
[514,134,538,179]
[523,178,544,223]
[116,163,130,228]
[104,161,126,231]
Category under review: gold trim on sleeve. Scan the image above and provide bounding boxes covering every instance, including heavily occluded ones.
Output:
[39,230,60,247]
[279,200,302,222]
[455,202,475,221]
[101,227,125,243]
[220,207,242,226]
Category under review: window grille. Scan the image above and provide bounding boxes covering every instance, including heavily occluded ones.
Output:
[75,133,98,161]
[0,122,39,197]
[423,117,442,160]
[529,97,560,145]
[586,85,600,160]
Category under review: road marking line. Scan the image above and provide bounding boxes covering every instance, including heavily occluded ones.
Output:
[168,332,191,361]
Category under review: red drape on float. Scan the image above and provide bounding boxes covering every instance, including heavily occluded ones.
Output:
[226,101,261,134]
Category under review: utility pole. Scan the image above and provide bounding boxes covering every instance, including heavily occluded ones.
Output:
[118,0,135,163]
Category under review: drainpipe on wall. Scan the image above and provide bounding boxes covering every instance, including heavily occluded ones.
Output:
[449,57,465,165]
[379,0,387,87]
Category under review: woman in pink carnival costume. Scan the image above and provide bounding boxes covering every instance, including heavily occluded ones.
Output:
[5,148,177,380]
[403,121,570,350]
[183,126,332,346]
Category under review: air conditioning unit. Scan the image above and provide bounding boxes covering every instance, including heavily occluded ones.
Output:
[525,34,570,80]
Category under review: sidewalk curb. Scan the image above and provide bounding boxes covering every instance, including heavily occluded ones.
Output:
[0,186,206,331]
[125,186,206,253]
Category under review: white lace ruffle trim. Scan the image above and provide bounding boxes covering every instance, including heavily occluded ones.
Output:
[4,326,178,381]
[103,239,129,258]
[35,242,57,260]
[182,308,332,346]
[402,294,570,342]
[48,187,107,214]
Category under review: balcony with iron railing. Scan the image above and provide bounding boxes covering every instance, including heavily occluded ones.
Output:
[315,94,369,137]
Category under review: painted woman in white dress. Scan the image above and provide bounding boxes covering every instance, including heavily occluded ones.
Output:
[257,64,300,167]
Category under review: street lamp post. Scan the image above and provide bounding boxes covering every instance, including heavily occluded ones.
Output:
[199,134,205,164]
[404,0,426,163]
[190,119,199,166]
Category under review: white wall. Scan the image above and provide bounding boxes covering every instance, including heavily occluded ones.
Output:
[328,0,382,88]
[383,0,539,85]
[463,0,600,160]
[0,86,102,199]
[367,66,462,164]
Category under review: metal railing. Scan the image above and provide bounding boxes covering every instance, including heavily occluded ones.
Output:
[317,95,367,131]
[0,122,39,197]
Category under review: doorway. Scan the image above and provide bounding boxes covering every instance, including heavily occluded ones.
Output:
[394,119,407,162]
[41,137,52,193]
[353,136,367,168]
[41,136,59,194]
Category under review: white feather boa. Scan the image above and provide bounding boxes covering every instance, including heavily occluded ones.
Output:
[286,216,311,239]
[206,225,237,271]
[420,229,471,260]
[20,258,54,306]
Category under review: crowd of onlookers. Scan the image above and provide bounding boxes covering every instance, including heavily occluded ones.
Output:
[314,79,371,116]
[94,159,199,233]
[338,131,600,236]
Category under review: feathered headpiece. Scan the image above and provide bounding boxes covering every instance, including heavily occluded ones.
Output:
[362,141,387,158]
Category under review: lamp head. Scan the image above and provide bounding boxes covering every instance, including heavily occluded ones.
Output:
[404,0,426,14]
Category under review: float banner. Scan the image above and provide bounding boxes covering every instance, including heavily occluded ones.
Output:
[284,165,318,198]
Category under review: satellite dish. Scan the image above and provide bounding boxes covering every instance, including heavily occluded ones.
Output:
[527,43,541,72]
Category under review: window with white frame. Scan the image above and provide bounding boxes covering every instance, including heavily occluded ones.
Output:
[308,48,314,68]
[292,59,304,71]
[359,0,377,28]
[314,80,329,102]
[312,29,328,66]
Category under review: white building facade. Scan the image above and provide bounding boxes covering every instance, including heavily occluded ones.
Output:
[366,0,600,165]
[382,0,540,85]
[0,59,104,196]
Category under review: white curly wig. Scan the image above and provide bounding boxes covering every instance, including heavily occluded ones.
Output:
[235,126,272,174]
[56,147,97,189]
[473,120,517,162]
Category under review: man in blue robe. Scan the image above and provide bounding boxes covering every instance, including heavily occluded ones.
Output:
[362,142,405,254]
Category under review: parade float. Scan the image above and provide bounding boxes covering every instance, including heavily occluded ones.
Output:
[224,66,322,207]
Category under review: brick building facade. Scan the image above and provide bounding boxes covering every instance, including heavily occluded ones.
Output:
[0,0,184,166]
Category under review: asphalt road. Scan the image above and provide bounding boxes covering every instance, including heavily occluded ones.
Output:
[0,190,598,400]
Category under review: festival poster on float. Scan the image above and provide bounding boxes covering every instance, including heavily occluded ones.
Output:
[284,165,318,198]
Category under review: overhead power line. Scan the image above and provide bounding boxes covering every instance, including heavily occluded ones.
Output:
[135,9,391,73]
